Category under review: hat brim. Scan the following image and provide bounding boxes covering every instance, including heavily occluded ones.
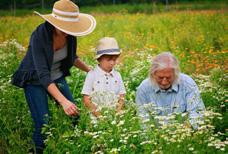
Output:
[95,52,121,59]
[34,11,96,36]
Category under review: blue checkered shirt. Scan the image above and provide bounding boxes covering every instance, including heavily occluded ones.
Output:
[136,73,205,128]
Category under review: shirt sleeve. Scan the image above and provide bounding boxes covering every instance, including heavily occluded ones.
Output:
[136,86,150,121]
[117,72,126,95]
[81,71,94,95]
[185,78,205,129]
[30,32,53,89]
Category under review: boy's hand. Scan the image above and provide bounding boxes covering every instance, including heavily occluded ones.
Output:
[92,110,101,117]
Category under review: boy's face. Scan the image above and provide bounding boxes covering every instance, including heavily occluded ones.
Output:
[98,55,119,72]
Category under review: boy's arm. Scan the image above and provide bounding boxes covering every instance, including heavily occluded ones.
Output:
[81,70,101,117]
[116,72,126,112]
[83,95,101,117]
[116,94,125,112]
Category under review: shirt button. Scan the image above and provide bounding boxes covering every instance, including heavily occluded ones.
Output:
[97,81,100,84]
[106,77,108,80]
[106,82,108,84]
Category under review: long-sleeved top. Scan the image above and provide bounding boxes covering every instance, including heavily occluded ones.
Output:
[136,73,205,127]
[11,21,78,89]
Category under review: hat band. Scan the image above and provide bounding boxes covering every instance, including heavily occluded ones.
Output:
[97,49,120,55]
[53,8,79,16]
[51,13,79,22]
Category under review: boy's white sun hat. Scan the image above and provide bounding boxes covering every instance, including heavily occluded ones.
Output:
[95,37,121,59]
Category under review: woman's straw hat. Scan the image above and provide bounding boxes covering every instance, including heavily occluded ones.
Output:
[95,37,121,59]
[34,0,96,36]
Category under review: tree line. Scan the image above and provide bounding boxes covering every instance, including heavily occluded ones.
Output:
[0,0,222,10]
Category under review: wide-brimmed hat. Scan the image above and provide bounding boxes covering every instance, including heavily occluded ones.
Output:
[95,37,121,59]
[34,0,96,36]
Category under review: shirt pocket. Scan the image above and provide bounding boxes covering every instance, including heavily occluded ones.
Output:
[111,79,120,94]
[172,102,186,113]
[92,79,103,92]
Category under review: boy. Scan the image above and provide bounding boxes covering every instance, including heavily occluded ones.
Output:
[81,37,126,118]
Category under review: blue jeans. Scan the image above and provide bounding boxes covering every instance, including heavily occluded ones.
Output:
[24,77,78,153]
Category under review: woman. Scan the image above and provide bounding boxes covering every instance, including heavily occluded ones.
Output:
[11,0,96,153]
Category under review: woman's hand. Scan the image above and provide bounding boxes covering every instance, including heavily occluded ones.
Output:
[47,83,80,116]
[61,100,80,116]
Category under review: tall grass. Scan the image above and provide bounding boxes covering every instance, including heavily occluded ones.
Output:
[0,10,226,74]
[0,39,227,153]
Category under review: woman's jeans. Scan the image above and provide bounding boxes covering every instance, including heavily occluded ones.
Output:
[24,77,78,152]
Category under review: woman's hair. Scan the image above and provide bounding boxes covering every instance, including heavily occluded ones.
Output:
[149,52,180,84]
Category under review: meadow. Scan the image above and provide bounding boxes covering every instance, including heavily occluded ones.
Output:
[0,4,227,154]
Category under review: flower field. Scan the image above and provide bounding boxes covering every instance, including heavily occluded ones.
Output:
[0,7,227,154]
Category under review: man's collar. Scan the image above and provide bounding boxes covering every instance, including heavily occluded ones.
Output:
[152,81,179,93]
[153,83,160,93]
[171,82,179,92]
[96,65,114,77]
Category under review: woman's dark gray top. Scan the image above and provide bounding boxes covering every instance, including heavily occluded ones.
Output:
[51,45,67,81]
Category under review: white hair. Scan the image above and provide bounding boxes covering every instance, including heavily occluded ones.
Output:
[149,52,180,83]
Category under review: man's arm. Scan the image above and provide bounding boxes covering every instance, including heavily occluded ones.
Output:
[185,79,205,129]
[136,87,150,121]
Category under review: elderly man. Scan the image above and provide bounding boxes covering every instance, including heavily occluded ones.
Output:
[136,52,205,128]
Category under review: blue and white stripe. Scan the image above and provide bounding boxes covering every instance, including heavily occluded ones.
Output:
[96,48,120,55]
